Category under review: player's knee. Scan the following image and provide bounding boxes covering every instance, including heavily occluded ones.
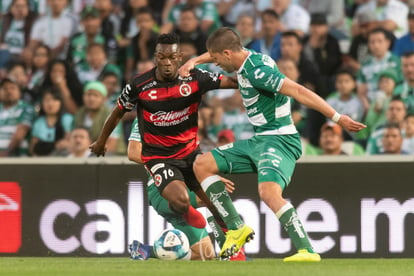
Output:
[258,182,282,203]
[170,194,190,214]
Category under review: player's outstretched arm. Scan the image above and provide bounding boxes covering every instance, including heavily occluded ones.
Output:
[179,52,213,77]
[280,78,366,132]
[89,106,126,156]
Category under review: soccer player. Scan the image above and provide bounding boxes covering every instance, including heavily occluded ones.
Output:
[89,33,239,231]
[179,27,366,261]
[127,118,245,261]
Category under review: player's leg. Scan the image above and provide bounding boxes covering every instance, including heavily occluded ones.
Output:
[255,136,320,262]
[130,182,211,260]
[148,162,206,228]
[193,141,255,258]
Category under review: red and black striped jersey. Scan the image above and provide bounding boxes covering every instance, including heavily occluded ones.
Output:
[118,67,222,162]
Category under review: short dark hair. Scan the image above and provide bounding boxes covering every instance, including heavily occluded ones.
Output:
[206,27,243,53]
[335,68,356,80]
[281,31,303,45]
[261,9,279,20]
[402,51,414,59]
[136,6,155,19]
[156,33,180,45]
[384,122,401,132]
[368,27,392,41]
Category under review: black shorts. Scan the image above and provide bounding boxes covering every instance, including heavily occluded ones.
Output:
[145,151,201,193]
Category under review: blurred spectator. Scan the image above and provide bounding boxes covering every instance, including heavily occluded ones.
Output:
[280,31,325,146]
[76,43,122,84]
[180,38,198,63]
[357,28,401,112]
[148,0,168,25]
[353,0,408,39]
[100,70,133,146]
[0,78,35,156]
[248,9,282,61]
[395,51,414,113]
[174,6,207,55]
[119,0,149,47]
[218,0,255,27]
[27,44,50,94]
[277,57,306,134]
[135,59,155,75]
[234,13,256,47]
[30,89,73,156]
[319,122,347,155]
[271,0,310,36]
[303,13,342,93]
[364,68,399,134]
[0,0,37,73]
[73,81,124,155]
[402,113,414,154]
[6,62,33,104]
[366,97,407,154]
[24,0,75,61]
[66,127,92,157]
[41,59,83,114]
[343,9,377,73]
[299,0,346,37]
[327,69,364,141]
[125,6,158,80]
[94,0,120,63]
[100,71,121,109]
[197,107,217,152]
[161,0,221,35]
[379,123,407,154]
[67,6,107,68]
[217,129,235,146]
[218,92,255,140]
[392,9,414,56]
[280,31,322,94]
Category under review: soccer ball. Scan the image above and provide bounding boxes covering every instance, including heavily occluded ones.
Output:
[153,229,190,260]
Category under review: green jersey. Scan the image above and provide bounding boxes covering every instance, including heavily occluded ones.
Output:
[0,100,35,155]
[236,50,297,136]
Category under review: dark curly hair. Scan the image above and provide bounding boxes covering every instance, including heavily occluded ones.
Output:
[156,33,180,45]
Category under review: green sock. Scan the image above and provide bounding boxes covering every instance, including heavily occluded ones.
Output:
[277,203,314,253]
[201,175,244,230]
[206,210,226,248]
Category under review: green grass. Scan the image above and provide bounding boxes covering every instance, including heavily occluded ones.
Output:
[0,258,413,276]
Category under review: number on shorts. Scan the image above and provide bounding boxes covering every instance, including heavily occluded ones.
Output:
[162,169,174,179]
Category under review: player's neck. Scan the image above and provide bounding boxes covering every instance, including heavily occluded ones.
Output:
[234,49,250,71]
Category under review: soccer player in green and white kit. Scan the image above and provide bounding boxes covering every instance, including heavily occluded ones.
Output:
[180,27,366,262]
[127,118,245,261]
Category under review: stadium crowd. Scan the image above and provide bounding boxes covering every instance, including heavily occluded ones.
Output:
[1,0,414,157]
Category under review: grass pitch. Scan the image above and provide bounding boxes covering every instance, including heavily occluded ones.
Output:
[0,258,412,276]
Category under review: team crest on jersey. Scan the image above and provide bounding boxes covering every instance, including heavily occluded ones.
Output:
[179,83,192,96]
[154,174,162,187]
[237,74,252,88]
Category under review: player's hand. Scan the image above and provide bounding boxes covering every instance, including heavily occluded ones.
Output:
[221,177,235,193]
[178,59,195,78]
[89,141,107,157]
[337,114,366,132]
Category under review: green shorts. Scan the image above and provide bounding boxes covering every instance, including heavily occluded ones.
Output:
[147,179,208,246]
[211,134,302,190]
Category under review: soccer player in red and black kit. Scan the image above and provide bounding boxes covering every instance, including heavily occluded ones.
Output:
[90,33,238,228]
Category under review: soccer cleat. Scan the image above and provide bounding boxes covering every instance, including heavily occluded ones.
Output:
[229,247,246,261]
[283,249,321,262]
[128,240,150,260]
[182,205,206,229]
[219,224,255,259]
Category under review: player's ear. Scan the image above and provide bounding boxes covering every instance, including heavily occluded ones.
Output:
[223,49,231,59]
